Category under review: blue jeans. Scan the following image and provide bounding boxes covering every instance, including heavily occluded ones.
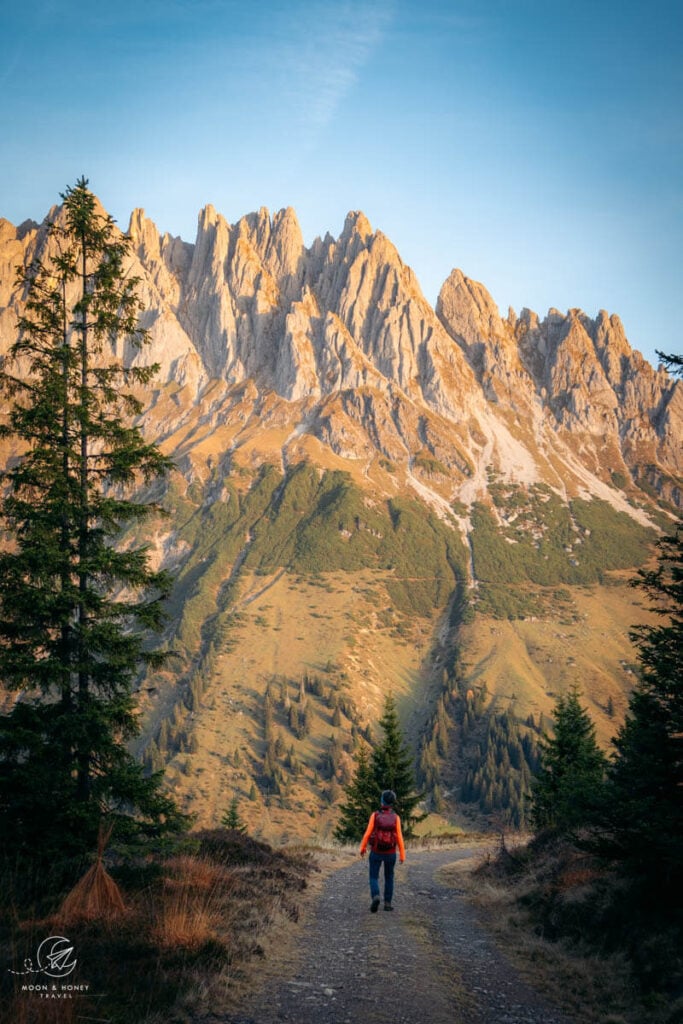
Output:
[369,851,396,903]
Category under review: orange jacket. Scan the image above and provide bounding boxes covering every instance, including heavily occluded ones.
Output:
[360,810,406,862]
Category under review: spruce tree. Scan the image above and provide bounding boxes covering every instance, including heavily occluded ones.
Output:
[595,354,683,890]
[602,519,683,889]
[0,179,185,868]
[655,350,683,376]
[333,743,376,842]
[370,694,423,836]
[530,685,606,835]
[221,796,247,833]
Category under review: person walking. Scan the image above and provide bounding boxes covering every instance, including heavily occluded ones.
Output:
[359,789,406,912]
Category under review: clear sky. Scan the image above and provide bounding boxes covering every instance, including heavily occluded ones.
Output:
[1,0,681,366]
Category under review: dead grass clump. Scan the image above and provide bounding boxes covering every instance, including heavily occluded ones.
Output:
[151,885,224,950]
[151,854,236,950]
[56,825,126,925]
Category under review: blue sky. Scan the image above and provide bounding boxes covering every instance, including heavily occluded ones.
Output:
[1,0,681,366]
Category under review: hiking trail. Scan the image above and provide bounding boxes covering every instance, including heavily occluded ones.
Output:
[205,846,576,1024]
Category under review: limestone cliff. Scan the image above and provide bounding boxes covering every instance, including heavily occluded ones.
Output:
[0,199,680,511]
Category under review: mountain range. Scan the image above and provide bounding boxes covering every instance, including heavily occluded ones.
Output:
[0,201,681,839]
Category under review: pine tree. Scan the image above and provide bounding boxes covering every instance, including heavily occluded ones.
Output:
[333,743,376,842]
[221,796,247,833]
[370,694,423,836]
[601,519,683,889]
[530,685,606,835]
[0,179,185,868]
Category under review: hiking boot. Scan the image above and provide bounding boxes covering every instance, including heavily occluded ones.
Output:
[370,897,380,913]
[384,902,393,911]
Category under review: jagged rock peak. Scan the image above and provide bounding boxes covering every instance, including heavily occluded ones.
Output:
[437,268,506,349]
[128,206,149,235]
[0,217,39,242]
[0,219,18,241]
[342,210,373,240]
[128,208,162,255]
[198,202,220,226]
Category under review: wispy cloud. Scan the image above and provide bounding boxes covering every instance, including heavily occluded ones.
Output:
[270,0,395,135]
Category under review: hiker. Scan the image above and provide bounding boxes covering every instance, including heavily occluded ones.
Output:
[359,789,406,912]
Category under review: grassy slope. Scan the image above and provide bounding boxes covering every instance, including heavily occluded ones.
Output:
[158,570,657,841]
[132,442,663,842]
[162,568,439,840]
[458,577,655,747]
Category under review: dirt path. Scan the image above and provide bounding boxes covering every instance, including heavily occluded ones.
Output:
[211,847,575,1024]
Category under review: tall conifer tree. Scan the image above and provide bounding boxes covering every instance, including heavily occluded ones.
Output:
[598,353,683,890]
[0,179,184,867]
[221,796,247,833]
[531,685,606,835]
[370,694,423,837]
[602,519,683,888]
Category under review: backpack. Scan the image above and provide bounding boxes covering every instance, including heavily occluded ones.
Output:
[371,809,397,852]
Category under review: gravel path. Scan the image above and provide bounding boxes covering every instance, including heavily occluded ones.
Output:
[213,847,575,1024]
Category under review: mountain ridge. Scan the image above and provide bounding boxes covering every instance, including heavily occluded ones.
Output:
[137,201,681,512]
[2,200,679,516]
[0,197,680,838]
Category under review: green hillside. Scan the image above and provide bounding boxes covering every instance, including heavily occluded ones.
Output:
[128,456,663,840]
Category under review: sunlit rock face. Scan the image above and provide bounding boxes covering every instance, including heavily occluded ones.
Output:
[0,199,680,509]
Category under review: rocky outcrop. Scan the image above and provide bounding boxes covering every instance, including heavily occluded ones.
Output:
[436,269,682,497]
[437,269,532,407]
[0,197,680,509]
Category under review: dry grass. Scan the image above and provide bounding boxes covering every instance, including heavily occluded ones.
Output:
[57,858,127,925]
[457,870,633,1023]
[56,824,127,926]
[1,830,314,1024]
[151,887,222,951]
[151,855,235,949]
[458,579,658,747]
[454,836,681,1024]
[163,853,235,894]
